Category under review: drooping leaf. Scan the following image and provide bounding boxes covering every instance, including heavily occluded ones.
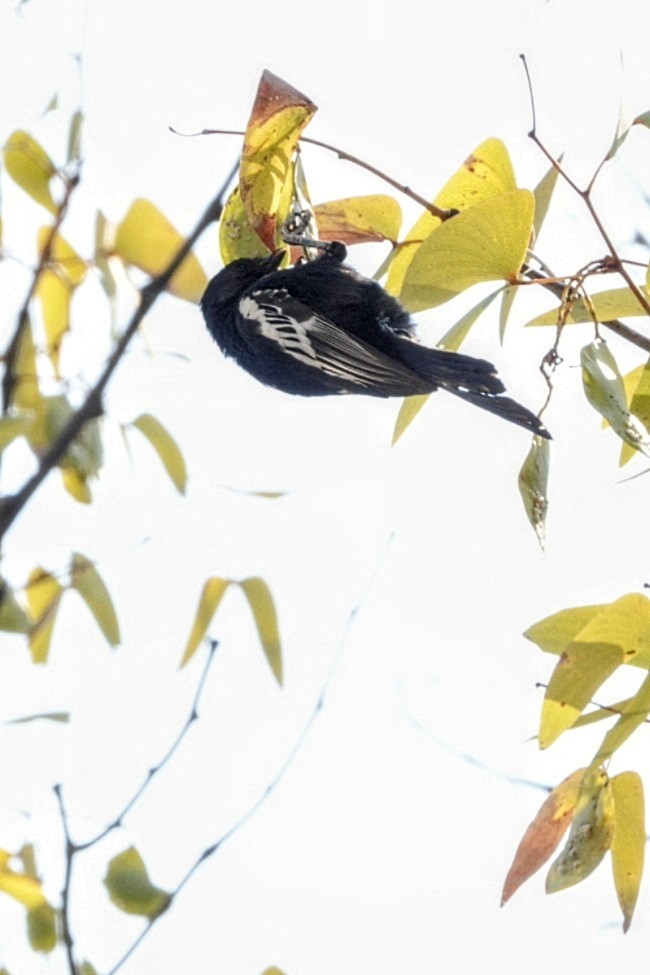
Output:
[35,228,87,372]
[501,768,585,905]
[312,195,401,245]
[581,340,650,455]
[392,395,430,446]
[590,672,650,768]
[114,199,207,301]
[25,568,65,664]
[238,577,282,685]
[70,552,120,647]
[181,577,230,666]
[12,320,41,412]
[239,70,317,250]
[518,435,550,549]
[387,138,517,297]
[398,190,534,311]
[0,582,31,634]
[525,286,650,327]
[610,771,645,932]
[104,847,171,918]
[67,109,83,163]
[532,157,563,239]
[3,130,57,214]
[618,361,650,466]
[546,768,614,892]
[131,414,187,495]
[435,290,501,352]
[498,284,519,342]
[26,901,57,953]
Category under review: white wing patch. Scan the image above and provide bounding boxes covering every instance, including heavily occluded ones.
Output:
[239,294,318,364]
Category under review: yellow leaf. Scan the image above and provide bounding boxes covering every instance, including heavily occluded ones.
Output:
[27,901,57,953]
[0,857,46,909]
[610,771,645,932]
[12,321,41,412]
[436,290,501,351]
[398,190,534,311]
[533,158,562,239]
[132,413,187,495]
[219,185,271,266]
[590,672,650,768]
[35,229,87,373]
[392,395,430,446]
[181,577,230,666]
[387,138,517,297]
[0,416,33,452]
[312,195,401,245]
[501,768,585,905]
[581,341,650,455]
[114,199,207,301]
[104,847,171,919]
[0,581,31,634]
[526,286,650,327]
[524,604,605,656]
[518,435,550,549]
[618,361,650,466]
[25,568,64,664]
[70,552,120,646]
[61,467,92,503]
[546,768,614,892]
[239,577,282,685]
[3,130,57,214]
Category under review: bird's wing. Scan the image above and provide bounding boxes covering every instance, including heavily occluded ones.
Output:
[237,288,432,395]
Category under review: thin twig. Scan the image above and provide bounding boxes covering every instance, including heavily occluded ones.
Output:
[54,783,78,975]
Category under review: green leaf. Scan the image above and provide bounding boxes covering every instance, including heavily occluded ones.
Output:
[518,435,550,549]
[435,290,501,352]
[0,582,31,634]
[3,130,57,214]
[533,158,562,239]
[398,190,534,311]
[181,577,230,666]
[27,901,57,953]
[610,771,645,932]
[581,340,650,455]
[239,577,283,685]
[132,414,187,494]
[70,552,121,647]
[67,109,83,163]
[104,847,171,918]
[546,768,614,892]
[526,286,650,326]
[6,711,69,725]
[0,416,33,452]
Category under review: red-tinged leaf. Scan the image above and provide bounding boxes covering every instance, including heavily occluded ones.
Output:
[312,195,401,245]
[501,768,586,905]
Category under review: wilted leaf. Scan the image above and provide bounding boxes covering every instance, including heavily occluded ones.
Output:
[3,130,57,214]
[312,195,401,245]
[526,286,650,327]
[114,199,207,301]
[104,847,171,918]
[518,435,550,549]
[610,771,645,932]
[581,340,650,455]
[239,70,317,250]
[546,768,614,892]
[392,395,430,446]
[25,568,64,664]
[27,901,57,953]
[398,190,534,311]
[239,576,282,685]
[502,768,585,905]
[181,577,230,666]
[70,552,120,647]
[132,414,187,494]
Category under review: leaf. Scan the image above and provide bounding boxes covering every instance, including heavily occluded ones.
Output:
[114,199,207,301]
[533,158,562,239]
[392,395,430,446]
[501,768,585,905]
[398,190,534,311]
[436,290,501,352]
[518,435,550,549]
[618,361,650,466]
[537,594,650,747]
[386,137,517,297]
[590,672,650,768]
[25,568,65,664]
[524,604,605,656]
[131,414,187,494]
[239,70,317,250]
[70,553,121,647]
[3,130,57,214]
[546,768,614,892]
[0,416,33,452]
[104,847,171,918]
[239,577,282,685]
[35,229,87,373]
[12,320,41,411]
[27,901,57,953]
[181,577,230,666]
[498,285,518,342]
[526,286,650,326]
[219,185,272,265]
[581,340,650,455]
[312,195,401,245]
[0,856,46,909]
[7,711,69,724]
[610,772,645,932]
[67,109,83,163]
[0,582,31,634]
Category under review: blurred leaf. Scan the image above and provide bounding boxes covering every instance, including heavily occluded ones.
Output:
[25,568,64,664]
[104,847,171,918]
[581,340,650,455]
[606,98,633,160]
[7,711,69,724]
[78,963,99,975]
[61,467,92,503]
[132,413,187,494]
[35,228,87,372]
[181,577,230,666]
[0,581,31,634]
[67,109,83,163]
[219,185,271,265]
[17,845,37,880]
[546,768,614,892]
[70,552,121,647]
[0,857,46,909]
[387,137,517,297]
[526,286,650,326]
[239,576,282,685]
[0,416,33,452]
[114,199,207,301]
[518,435,550,549]
[436,290,501,351]
[533,158,562,239]
[618,361,650,466]
[502,768,585,905]
[239,70,317,250]
[498,284,518,342]
[312,195,401,245]
[3,130,57,214]
[27,901,57,953]
[12,320,40,411]
[633,110,650,128]
[398,190,534,311]
[610,771,645,932]
[392,394,430,446]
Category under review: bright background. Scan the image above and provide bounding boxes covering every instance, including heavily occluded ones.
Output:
[2,0,650,972]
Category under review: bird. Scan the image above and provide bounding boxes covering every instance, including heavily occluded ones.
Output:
[201,241,550,438]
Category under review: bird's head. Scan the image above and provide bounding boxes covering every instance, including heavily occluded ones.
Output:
[201,250,285,311]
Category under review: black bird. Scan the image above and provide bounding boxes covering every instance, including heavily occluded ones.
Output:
[201,242,550,438]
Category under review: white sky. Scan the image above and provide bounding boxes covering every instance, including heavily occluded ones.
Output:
[2,0,650,972]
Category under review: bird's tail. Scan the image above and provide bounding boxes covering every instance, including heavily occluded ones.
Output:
[446,386,550,438]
